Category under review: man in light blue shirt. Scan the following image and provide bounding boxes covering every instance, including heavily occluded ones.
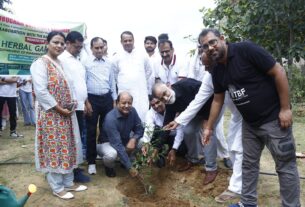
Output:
[82,37,117,175]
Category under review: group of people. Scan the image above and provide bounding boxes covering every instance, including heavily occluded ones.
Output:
[28,27,300,207]
[0,75,35,138]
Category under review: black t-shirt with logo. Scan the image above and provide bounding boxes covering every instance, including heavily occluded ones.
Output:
[212,41,279,127]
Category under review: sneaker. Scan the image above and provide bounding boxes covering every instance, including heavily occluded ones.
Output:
[10,131,24,138]
[96,155,103,160]
[120,163,126,169]
[224,158,233,169]
[104,167,116,177]
[88,164,96,175]
[74,168,90,183]
[228,202,257,207]
[156,156,166,168]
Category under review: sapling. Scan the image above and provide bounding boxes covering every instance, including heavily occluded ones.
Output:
[132,127,168,195]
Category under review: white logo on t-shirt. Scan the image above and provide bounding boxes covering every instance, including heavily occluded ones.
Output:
[228,84,249,105]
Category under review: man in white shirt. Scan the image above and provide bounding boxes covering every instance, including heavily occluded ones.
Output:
[112,31,152,122]
[144,36,158,59]
[140,96,186,168]
[187,45,232,169]
[59,31,90,183]
[154,37,187,86]
[144,36,160,95]
[0,76,23,138]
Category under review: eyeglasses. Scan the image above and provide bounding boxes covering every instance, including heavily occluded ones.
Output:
[201,39,218,52]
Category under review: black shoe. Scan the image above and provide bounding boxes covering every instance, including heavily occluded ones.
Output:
[156,156,165,168]
[120,163,126,169]
[223,158,233,169]
[74,168,91,183]
[105,167,116,177]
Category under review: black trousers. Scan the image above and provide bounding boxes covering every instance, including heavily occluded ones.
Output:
[86,93,113,164]
[76,110,84,138]
[0,97,17,131]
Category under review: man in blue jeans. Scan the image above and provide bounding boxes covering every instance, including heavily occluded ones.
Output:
[201,28,300,207]
[19,76,36,126]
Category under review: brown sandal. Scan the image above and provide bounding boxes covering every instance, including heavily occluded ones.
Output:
[215,189,240,203]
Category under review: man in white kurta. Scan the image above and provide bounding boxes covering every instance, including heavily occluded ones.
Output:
[187,47,231,165]
[112,31,152,122]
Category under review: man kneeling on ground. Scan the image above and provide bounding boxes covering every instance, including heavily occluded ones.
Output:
[140,96,187,168]
[96,92,144,177]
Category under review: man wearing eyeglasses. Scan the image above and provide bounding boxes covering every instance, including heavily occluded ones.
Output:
[200,28,300,207]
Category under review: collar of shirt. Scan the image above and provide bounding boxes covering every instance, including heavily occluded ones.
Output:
[94,57,105,62]
[114,107,129,119]
[161,54,176,66]
[227,42,235,60]
[62,50,79,60]
[152,108,165,117]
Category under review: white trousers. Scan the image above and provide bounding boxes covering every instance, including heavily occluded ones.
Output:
[96,143,118,168]
[46,172,74,193]
[224,93,243,194]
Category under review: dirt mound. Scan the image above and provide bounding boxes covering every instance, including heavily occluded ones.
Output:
[117,163,230,207]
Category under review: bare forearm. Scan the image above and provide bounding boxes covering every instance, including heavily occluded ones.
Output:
[269,63,290,110]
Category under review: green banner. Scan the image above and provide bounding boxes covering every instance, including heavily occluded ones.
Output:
[0,9,87,75]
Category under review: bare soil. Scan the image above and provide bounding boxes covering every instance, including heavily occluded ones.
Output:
[117,159,230,207]
[1,109,305,207]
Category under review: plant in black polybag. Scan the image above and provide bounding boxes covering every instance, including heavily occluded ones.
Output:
[133,127,168,195]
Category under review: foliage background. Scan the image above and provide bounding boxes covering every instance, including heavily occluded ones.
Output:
[200,0,305,103]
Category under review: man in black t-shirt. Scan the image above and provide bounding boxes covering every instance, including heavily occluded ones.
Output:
[200,28,300,207]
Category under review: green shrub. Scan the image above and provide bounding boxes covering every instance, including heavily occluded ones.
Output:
[287,65,305,103]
